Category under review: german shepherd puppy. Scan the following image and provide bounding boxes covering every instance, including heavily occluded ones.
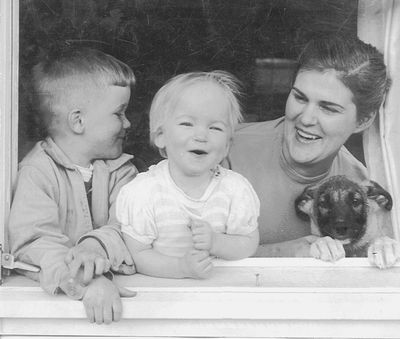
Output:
[295,175,392,257]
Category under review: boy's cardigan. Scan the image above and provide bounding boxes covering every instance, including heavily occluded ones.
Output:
[8,137,138,294]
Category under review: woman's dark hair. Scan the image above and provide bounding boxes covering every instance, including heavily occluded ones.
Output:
[295,35,391,121]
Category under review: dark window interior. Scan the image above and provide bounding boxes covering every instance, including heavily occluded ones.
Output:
[19,0,360,170]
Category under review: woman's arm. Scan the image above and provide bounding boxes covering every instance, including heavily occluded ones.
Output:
[254,235,319,257]
[212,229,260,260]
[122,233,213,279]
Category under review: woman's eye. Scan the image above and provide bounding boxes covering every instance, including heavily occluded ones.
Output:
[320,105,340,114]
[210,126,223,131]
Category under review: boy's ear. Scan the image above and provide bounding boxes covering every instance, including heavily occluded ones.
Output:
[354,111,376,133]
[68,109,85,134]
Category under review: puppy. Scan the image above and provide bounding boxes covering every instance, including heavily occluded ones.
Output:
[295,175,392,257]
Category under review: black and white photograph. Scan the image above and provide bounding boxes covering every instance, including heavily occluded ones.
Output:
[1,0,400,338]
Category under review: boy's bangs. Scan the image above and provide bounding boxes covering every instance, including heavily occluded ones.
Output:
[102,65,136,87]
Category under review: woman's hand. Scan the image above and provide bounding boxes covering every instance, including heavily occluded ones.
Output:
[368,236,400,269]
[309,236,346,262]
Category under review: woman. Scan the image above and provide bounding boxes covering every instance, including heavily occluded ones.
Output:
[226,35,399,267]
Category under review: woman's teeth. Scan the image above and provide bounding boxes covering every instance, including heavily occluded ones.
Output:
[297,129,320,141]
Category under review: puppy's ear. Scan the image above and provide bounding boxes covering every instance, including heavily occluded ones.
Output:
[361,180,393,211]
[295,185,317,221]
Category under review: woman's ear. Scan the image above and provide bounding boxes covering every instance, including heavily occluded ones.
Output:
[68,109,84,134]
[354,111,377,134]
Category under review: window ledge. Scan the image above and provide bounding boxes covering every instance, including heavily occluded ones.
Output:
[1,258,400,338]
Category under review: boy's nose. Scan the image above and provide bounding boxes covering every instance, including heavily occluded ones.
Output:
[122,115,131,129]
[299,104,318,125]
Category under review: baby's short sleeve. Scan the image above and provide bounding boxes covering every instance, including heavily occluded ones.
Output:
[116,176,158,245]
[225,172,260,235]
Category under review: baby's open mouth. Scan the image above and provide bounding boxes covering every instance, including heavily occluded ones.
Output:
[190,149,208,155]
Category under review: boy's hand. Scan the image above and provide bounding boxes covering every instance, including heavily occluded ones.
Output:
[65,238,111,285]
[180,249,213,279]
[309,236,346,262]
[190,219,215,252]
[82,275,136,324]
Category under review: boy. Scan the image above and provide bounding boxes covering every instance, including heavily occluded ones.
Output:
[9,48,137,324]
[116,71,260,279]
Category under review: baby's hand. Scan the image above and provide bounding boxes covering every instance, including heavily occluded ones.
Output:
[310,236,346,262]
[65,238,111,285]
[368,236,400,269]
[190,219,215,252]
[180,249,213,279]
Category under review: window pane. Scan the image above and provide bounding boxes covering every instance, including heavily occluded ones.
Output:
[19,0,359,166]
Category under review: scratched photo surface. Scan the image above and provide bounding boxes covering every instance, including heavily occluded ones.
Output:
[18,0,361,169]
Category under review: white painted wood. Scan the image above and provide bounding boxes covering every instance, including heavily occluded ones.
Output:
[1,259,400,338]
[0,0,18,260]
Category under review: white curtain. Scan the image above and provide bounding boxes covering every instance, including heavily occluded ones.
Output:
[359,0,400,239]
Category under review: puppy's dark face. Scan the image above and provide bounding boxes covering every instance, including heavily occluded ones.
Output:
[295,175,393,249]
[315,178,368,244]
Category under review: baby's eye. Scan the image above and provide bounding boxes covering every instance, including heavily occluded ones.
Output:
[210,126,224,131]
[179,121,193,127]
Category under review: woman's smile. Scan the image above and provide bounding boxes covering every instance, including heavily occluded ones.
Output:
[283,69,360,175]
[295,127,321,143]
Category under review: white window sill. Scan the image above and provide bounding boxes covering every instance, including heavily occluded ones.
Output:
[1,258,400,338]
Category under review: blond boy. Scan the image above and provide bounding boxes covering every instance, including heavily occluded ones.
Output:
[9,48,137,324]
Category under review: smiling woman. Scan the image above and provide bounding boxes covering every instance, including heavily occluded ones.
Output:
[226,35,398,265]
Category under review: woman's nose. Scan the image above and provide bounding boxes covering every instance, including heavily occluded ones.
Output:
[299,103,318,125]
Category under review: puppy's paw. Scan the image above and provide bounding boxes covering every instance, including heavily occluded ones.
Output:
[310,236,346,262]
[368,236,400,269]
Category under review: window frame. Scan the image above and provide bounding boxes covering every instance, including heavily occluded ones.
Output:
[0,0,19,270]
[1,1,400,337]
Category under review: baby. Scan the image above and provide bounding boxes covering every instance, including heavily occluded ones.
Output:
[116,71,260,279]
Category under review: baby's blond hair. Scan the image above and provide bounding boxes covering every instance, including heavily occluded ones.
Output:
[149,71,243,157]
